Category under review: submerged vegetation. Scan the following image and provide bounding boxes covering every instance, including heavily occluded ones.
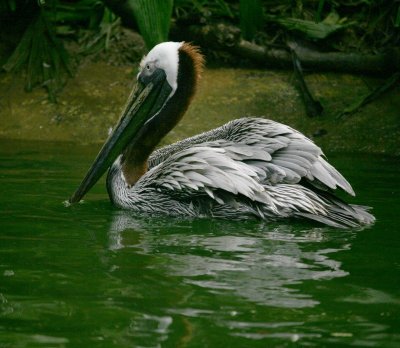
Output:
[0,0,399,101]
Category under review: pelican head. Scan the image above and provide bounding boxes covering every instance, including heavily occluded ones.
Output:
[69,42,204,203]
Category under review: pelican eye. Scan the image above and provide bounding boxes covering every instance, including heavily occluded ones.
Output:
[138,61,164,85]
[142,62,156,75]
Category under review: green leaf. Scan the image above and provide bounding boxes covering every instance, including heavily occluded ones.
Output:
[395,4,400,28]
[129,0,173,49]
[267,12,350,40]
[239,0,263,41]
[8,0,17,12]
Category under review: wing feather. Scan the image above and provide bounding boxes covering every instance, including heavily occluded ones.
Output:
[146,117,354,197]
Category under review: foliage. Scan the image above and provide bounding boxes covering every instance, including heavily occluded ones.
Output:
[1,0,174,100]
[130,0,173,49]
[2,10,72,102]
[173,0,234,23]
[1,0,399,101]
[1,0,106,101]
[266,12,350,40]
[239,0,263,41]
[78,8,120,55]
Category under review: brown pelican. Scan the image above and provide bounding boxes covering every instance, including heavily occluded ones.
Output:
[69,41,375,228]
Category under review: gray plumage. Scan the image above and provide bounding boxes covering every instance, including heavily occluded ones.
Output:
[106,117,375,228]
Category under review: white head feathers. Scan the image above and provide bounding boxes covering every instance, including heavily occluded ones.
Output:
[139,41,183,94]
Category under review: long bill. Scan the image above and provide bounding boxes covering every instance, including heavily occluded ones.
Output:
[69,72,171,204]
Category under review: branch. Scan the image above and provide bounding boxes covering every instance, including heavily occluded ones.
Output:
[181,23,400,75]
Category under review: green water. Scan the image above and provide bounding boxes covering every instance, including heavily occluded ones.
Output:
[0,139,399,347]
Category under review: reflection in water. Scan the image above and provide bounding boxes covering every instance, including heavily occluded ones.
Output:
[1,142,399,347]
[107,211,354,309]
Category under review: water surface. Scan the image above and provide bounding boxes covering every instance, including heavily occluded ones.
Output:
[0,139,399,347]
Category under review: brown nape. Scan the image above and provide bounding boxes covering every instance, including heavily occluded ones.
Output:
[122,42,205,186]
[179,42,205,99]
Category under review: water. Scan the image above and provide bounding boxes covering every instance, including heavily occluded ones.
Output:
[0,139,399,347]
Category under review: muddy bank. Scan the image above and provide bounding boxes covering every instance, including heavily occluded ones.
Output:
[0,61,399,155]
